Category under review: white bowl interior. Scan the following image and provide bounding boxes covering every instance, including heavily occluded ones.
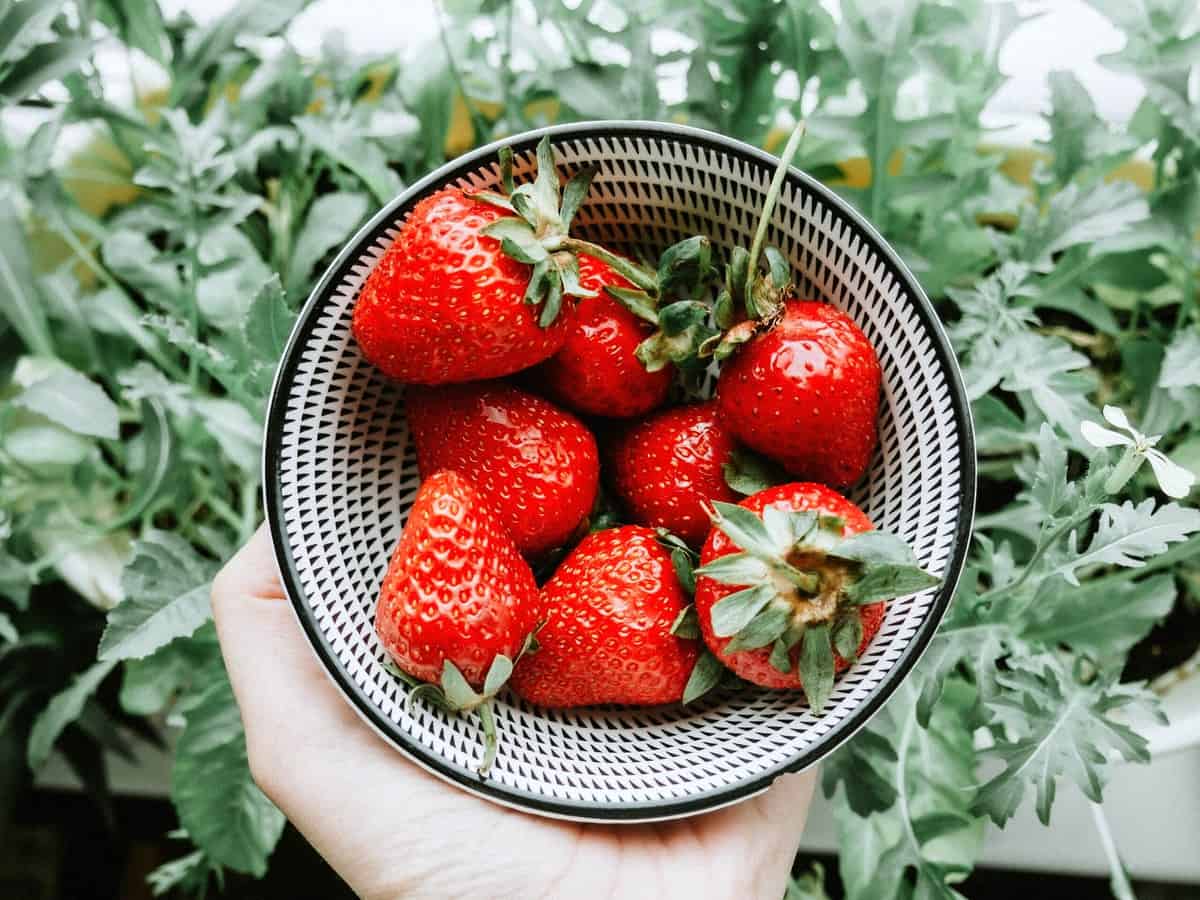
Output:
[267,125,971,821]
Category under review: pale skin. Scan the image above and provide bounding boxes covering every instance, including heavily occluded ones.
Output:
[212,525,815,900]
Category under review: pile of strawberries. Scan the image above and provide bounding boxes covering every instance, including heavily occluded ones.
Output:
[352,129,938,773]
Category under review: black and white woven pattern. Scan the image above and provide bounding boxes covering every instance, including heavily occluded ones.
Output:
[264,122,975,822]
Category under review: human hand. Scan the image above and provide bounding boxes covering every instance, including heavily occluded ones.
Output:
[213,525,815,900]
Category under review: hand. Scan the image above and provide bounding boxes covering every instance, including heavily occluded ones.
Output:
[213,525,815,900]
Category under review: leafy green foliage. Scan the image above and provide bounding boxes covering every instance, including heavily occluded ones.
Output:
[974,656,1160,827]
[2,0,1199,894]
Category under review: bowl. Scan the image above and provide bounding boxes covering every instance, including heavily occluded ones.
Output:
[263,121,976,823]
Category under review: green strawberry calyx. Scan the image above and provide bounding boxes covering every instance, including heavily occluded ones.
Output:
[694,500,939,713]
[699,121,808,362]
[469,135,660,328]
[400,630,540,777]
[472,136,721,369]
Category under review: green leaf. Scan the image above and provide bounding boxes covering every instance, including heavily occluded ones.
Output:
[173,669,285,875]
[723,602,791,653]
[709,584,774,638]
[1028,423,1074,518]
[101,229,182,304]
[95,0,170,64]
[722,447,788,496]
[242,276,294,363]
[482,217,548,263]
[99,533,218,661]
[1023,573,1174,661]
[605,286,659,324]
[707,501,778,557]
[482,654,513,698]
[284,192,369,298]
[171,0,313,105]
[670,606,700,639]
[832,613,863,662]
[0,39,94,102]
[786,863,833,900]
[798,623,835,712]
[1018,181,1150,271]
[682,650,724,705]
[1054,500,1200,586]
[13,370,119,440]
[0,191,54,356]
[441,660,481,709]
[974,657,1157,826]
[109,398,175,530]
[0,611,16,644]
[826,680,983,899]
[294,115,402,206]
[1037,70,1137,186]
[0,0,68,64]
[692,552,770,586]
[192,397,262,473]
[670,548,696,596]
[119,638,206,716]
[27,659,118,769]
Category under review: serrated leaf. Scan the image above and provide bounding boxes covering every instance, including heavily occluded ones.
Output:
[682,650,724,705]
[1023,573,1174,661]
[173,670,285,875]
[27,659,118,769]
[1054,499,1200,586]
[99,533,218,661]
[974,656,1157,826]
[13,370,119,440]
[1018,181,1149,271]
[826,680,982,900]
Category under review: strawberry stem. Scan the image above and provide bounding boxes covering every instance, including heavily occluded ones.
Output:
[477,700,499,776]
[744,121,807,315]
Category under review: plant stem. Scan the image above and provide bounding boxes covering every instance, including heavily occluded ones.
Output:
[745,121,806,308]
[1090,802,1138,900]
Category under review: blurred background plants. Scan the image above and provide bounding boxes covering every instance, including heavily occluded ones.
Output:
[1,0,1199,896]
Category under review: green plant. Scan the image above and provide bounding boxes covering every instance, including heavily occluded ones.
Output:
[1,0,1199,896]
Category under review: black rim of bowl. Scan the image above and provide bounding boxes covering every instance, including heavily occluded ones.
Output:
[262,120,978,822]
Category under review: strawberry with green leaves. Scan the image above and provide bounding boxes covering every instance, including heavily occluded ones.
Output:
[693,483,938,712]
[609,401,739,547]
[375,470,542,773]
[511,526,700,708]
[406,382,599,558]
[704,124,883,487]
[353,136,653,385]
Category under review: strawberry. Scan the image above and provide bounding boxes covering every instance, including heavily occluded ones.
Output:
[353,136,654,385]
[511,526,699,707]
[537,283,673,418]
[716,300,881,486]
[352,188,577,384]
[406,382,600,558]
[697,123,881,487]
[375,470,541,772]
[609,401,739,547]
[693,483,938,712]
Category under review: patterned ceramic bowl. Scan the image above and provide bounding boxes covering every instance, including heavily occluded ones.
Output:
[263,121,975,822]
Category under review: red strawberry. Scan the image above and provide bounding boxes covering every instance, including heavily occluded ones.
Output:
[609,401,739,547]
[406,382,599,557]
[375,470,541,685]
[353,136,657,385]
[352,188,577,384]
[511,526,699,707]
[538,279,673,418]
[693,483,937,712]
[716,300,881,486]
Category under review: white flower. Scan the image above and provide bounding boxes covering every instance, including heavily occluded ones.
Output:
[1081,405,1196,499]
